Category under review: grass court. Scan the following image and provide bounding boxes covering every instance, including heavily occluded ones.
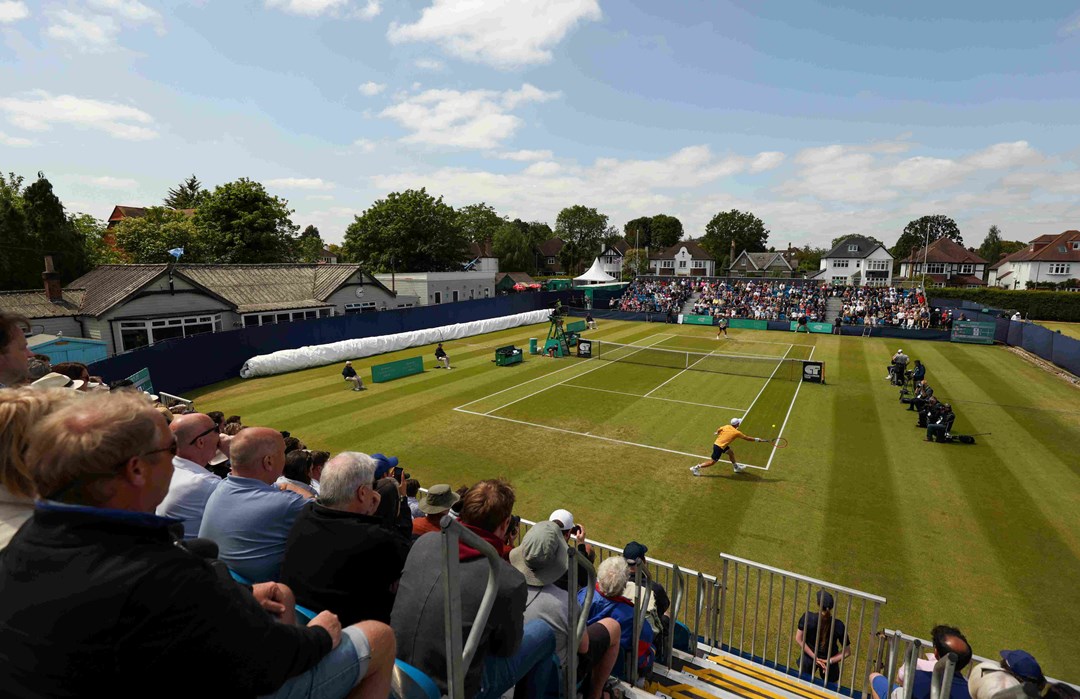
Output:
[190,319,1080,671]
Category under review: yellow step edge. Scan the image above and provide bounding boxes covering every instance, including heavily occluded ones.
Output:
[686,666,792,699]
[652,682,723,699]
[705,654,837,699]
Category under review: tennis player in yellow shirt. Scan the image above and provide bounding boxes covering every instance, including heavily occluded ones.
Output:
[691,417,766,475]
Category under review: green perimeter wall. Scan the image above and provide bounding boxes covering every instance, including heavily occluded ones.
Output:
[934,288,1080,322]
[681,314,714,326]
[789,321,834,333]
[729,319,768,330]
[371,356,424,383]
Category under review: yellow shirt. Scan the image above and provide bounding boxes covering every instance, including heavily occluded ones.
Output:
[714,425,747,448]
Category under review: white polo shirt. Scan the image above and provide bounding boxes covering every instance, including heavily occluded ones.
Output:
[156,456,221,539]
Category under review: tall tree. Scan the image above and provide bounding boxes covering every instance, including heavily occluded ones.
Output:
[623,248,650,276]
[164,175,210,209]
[977,225,1007,263]
[650,214,683,248]
[892,215,962,264]
[72,213,122,266]
[113,207,204,263]
[23,173,90,283]
[343,188,466,272]
[297,225,325,263]
[492,219,536,273]
[457,203,505,244]
[194,178,299,263]
[700,209,769,270]
[623,217,652,248]
[0,173,33,290]
[830,233,884,249]
[795,246,828,274]
[555,205,608,275]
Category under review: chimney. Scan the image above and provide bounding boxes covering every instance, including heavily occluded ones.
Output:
[42,256,63,303]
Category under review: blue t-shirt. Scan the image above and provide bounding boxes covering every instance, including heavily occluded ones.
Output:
[910,669,970,699]
[198,475,308,582]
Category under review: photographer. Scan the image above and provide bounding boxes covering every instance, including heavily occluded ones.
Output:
[917,396,941,429]
[549,508,596,591]
[905,380,934,412]
[926,403,956,443]
[889,349,909,385]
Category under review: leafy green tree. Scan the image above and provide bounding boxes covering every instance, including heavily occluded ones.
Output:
[624,248,650,276]
[343,188,466,272]
[493,219,536,272]
[114,207,204,263]
[23,174,90,283]
[165,175,210,209]
[892,215,962,264]
[977,225,1002,263]
[526,221,553,242]
[194,178,299,263]
[830,233,884,250]
[623,217,652,248]
[555,205,608,275]
[0,173,33,290]
[457,203,505,244]
[998,240,1026,257]
[71,213,122,266]
[700,209,769,268]
[297,225,325,263]
[795,246,828,274]
[650,214,683,248]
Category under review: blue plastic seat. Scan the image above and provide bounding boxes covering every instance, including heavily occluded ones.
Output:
[391,659,440,699]
[294,604,318,623]
[228,568,254,586]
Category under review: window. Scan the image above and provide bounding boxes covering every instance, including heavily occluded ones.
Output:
[605,255,617,264]
[433,291,442,304]
[484,287,490,297]
[831,276,847,286]
[469,289,474,299]
[833,259,849,268]
[344,303,377,314]
[452,290,460,302]
[660,260,675,268]
[926,263,946,274]
[960,264,974,275]
[678,260,687,268]
[546,256,556,265]
[119,314,223,352]
[1073,242,1080,251]
[1049,263,1071,275]
[848,244,858,252]
[242,307,330,326]
[867,260,890,271]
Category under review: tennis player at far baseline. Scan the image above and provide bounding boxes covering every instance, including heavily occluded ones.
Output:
[691,417,767,476]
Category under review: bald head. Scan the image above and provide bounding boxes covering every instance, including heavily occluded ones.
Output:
[170,413,218,465]
[931,625,973,672]
[228,427,286,484]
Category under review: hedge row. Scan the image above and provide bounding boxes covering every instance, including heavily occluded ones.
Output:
[931,288,1080,322]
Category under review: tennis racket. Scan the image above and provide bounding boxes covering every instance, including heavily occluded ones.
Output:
[765,437,789,448]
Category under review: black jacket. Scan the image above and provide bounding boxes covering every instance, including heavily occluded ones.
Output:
[0,503,331,698]
[281,502,410,625]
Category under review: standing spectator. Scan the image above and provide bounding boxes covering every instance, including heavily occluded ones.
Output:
[281,452,410,625]
[155,412,222,539]
[0,312,32,389]
[579,556,655,678]
[795,590,851,683]
[199,427,309,582]
[0,391,397,699]
[435,342,452,370]
[405,478,422,518]
[870,625,972,699]
[412,484,459,537]
[342,361,365,391]
[392,479,555,699]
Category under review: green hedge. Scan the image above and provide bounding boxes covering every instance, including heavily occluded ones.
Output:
[931,288,1080,322]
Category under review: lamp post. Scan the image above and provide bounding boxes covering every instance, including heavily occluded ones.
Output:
[920,226,931,292]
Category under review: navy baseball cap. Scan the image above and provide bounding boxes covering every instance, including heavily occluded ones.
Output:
[371,453,399,479]
[1000,650,1044,683]
[816,590,835,610]
[623,541,648,563]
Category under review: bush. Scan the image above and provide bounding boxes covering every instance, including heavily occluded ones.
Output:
[928,288,1080,322]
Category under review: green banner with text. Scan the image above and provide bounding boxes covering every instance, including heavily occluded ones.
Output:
[729,319,768,330]
[371,356,425,383]
[681,314,715,326]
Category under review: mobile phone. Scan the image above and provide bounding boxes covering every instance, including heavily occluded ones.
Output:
[392,466,404,480]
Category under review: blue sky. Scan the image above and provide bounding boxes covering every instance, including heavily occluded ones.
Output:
[2,0,1079,248]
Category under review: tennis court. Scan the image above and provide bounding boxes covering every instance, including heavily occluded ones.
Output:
[455,332,818,470]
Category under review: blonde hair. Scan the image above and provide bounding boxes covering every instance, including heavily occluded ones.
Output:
[0,388,80,499]
[27,392,161,505]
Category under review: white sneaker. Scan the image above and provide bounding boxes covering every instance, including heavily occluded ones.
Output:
[733,464,746,473]
[690,466,700,476]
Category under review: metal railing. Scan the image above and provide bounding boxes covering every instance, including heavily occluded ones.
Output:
[565,548,596,699]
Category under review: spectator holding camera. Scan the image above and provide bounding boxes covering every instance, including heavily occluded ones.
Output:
[550,508,596,591]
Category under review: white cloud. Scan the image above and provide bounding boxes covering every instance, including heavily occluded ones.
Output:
[359,81,386,96]
[0,130,32,147]
[963,141,1042,169]
[87,0,161,26]
[388,0,602,69]
[352,138,376,152]
[356,0,381,20]
[523,161,561,177]
[266,177,335,190]
[496,149,553,161]
[307,194,335,201]
[265,0,350,16]
[1062,15,1080,34]
[76,175,139,189]
[0,1,29,23]
[46,9,118,49]
[749,151,785,173]
[0,91,158,140]
[414,58,445,71]
[379,83,558,148]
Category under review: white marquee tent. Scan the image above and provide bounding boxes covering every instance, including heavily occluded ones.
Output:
[573,257,617,284]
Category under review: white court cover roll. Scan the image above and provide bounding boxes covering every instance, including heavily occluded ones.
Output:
[239,309,551,379]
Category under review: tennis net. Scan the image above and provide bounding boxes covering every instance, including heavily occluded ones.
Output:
[593,340,806,381]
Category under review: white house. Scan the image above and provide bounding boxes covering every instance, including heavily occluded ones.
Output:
[597,239,629,278]
[810,236,893,286]
[465,241,499,273]
[898,237,987,288]
[649,240,715,277]
[373,271,496,306]
[988,230,1080,289]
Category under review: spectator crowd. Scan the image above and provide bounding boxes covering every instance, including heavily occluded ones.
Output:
[831,286,958,329]
[688,280,828,321]
[615,279,691,315]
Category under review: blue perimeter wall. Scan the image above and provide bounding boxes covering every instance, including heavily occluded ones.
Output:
[90,292,571,395]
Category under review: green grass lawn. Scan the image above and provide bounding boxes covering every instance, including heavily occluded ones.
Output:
[1038,320,1080,341]
[190,320,1080,673]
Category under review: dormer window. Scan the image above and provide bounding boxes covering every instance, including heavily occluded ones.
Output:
[847,244,858,252]
[1073,241,1080,250]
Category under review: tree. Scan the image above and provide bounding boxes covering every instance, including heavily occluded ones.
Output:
[113,207,204,263]
[555,205,608,275]
[72,213,122,266]
[194,178,300,263]
[624,248,650,276]
[623,217,652,248]
[650,214,683,248]
[998,240,1026,258]
[492,219,536,273]
[23,173,90,283]
[701,209,769,270]
[456,203,504,244]
[343,188,466,272]
[830,233,884,250]
[0,173,33,290]
[164,175,210,209]
[795,246,828,274]
[297,225,325,263]
[892,215,962,265]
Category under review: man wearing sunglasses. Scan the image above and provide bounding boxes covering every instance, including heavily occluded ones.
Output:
[156,412,222,539]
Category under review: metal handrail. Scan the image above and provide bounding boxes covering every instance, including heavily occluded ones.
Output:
[930,652,958,699]
[565,547,597,699]
[721,554,887,604]
[439,515,502,699]
[628,565,653,687]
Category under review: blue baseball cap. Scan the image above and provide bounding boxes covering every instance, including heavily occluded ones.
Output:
[371,453,399,479]
[1000,650,1044,683]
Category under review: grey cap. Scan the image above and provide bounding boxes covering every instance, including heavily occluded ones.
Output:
[419,484,459,515]
[509,521,568,587]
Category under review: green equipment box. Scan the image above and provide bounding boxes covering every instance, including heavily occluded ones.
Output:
[494,345,523,366]
[565,320,587,332]
[371,356,424,383]
[951,321,996,345]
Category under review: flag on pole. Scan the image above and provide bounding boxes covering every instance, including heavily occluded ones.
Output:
[167,247,184,260]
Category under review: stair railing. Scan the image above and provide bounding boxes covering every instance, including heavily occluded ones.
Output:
[929,652,958,699]
[565,547,597,699]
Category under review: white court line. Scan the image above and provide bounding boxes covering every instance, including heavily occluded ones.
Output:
[649,343,788,360]
[453,407,766,469]
[558,383,745,411]
[764,345,814,471]
[741,343,793,420]
[643,343,723,398]
[481,334,672,415]
[454,333,676,409]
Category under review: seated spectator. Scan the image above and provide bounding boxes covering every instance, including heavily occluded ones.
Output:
[579,556,655,677]
[870,625,972,699]
[0,391,396,698]
[434,342,452,369]
[310,450,331,495]
[26,357,52,381]
[412,483,458,537]
[0,387,77,549]
[795,590,850,683]
[996,650,1046,694]
[374,475,412,538]
[967,661,1019,699]
[281,452,410,625]
[51,361,91,391]
[198,427,309,582]
[622,541,671,647]
[342,360,365,391]
[155,412,222,539]
[510,521,620,699]
[278,449,316,499]
[31,371,86,391]
[405,478,422,518]
[550,508,596,591]
[392,479,555,699]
